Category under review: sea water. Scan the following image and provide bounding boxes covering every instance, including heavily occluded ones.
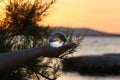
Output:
[57,37,120,80]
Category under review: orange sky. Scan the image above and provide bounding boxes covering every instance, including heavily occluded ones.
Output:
[41,0,120,34]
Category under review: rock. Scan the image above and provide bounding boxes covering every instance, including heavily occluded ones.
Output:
[63,54,120,75]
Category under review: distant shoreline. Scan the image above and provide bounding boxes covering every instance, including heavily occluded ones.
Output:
[85,35,120,37]
[54,27,120,37]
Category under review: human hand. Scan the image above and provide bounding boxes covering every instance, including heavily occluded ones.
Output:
[40,43,77,57]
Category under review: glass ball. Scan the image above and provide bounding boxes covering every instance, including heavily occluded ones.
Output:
[49,32,67,48]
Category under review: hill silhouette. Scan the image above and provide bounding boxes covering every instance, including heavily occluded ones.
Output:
[55,27,120,36]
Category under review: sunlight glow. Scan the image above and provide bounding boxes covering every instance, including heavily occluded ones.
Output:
[41,0,120,34]
[0,0,120,33]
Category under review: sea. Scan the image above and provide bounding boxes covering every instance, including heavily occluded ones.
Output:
[57,37,120,80]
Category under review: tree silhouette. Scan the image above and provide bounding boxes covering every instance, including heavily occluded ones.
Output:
[0,0,83,80]
[0,0,58,80]
[1,0,55,29]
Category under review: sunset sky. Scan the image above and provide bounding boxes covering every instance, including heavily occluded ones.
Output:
[41,0,120,34]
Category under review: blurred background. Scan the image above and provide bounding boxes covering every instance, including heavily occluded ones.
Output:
[0,0,120,80]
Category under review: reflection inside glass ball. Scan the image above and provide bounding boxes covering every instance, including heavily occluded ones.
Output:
[49,32,67,48]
